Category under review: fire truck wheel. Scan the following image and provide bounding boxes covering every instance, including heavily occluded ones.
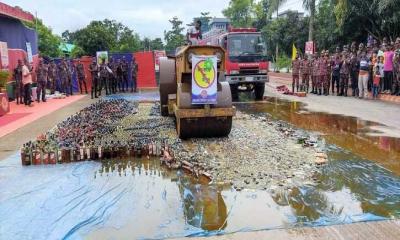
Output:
[254,83,265,100]
[230,84,239,101]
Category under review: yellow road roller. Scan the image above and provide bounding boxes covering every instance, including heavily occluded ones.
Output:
[159,45,236,139]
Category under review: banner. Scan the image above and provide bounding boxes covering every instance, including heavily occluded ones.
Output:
[26,42,33,63]
[305,41,315,55]
[154,50,166,72]
[96,51,108,64]
[0,41,9,68]
[191,55,217,104]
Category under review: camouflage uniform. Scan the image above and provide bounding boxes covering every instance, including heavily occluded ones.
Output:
[339,53,351,96]
[99,62,110,95]
[67,62,74,96]
[331,56,341,95]
[319,57,328,95]
[48,62,57,94]
[35,61,48,102]
[116,60,124,92]
[350,52,359,97]
[393,52,400,96]
[89,61,99,99]
[300,58,311,93]
[291,58,300,92]
[13,61,23,104]
[311,57,320,94]
[130,59,138,92]
[76,62,88,94]
[121,59,129,92]
[58,61,70,96]
[108,59,117,94]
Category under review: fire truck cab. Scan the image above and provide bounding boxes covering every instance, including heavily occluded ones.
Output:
[200,19,269,100]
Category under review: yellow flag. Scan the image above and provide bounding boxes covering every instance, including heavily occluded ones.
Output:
[292,44,297,60]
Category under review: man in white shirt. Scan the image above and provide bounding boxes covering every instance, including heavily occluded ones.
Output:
[22,58,33,106]
[186,20,202,46]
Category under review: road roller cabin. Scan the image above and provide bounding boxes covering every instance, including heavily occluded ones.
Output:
[159,45,236,139]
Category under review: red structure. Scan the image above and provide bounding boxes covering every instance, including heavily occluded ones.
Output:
[0,3,34,23]
[0,3,38,78]
[134,51,157,88]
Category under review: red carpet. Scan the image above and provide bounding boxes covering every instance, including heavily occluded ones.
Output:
[0,113,31,127]
[0,95,86,138]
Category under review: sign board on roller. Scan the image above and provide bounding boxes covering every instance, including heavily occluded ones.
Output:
[191,55,217,104]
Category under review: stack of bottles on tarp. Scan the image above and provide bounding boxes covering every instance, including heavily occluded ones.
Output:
[21,134,173,166]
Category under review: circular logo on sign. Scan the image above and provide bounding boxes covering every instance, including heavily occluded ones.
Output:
[1,96,9,112]
[193,59,216,89]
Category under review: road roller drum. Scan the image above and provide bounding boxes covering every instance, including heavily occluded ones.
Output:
[159,45,236,139]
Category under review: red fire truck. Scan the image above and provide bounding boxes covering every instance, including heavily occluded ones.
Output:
[199,27,269,100]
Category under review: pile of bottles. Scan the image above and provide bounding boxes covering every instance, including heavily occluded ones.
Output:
[21,139,172,166]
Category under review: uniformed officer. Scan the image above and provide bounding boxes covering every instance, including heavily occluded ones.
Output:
[116,59,124,92]
[67,61,74,96]
[35,59,48,102]
[393,39,400,96]
[312,53,320,94]
[130,57,138,92]
[99,58,110,96]
[58,59,69,96]
[48,59,57,94]
[121,57,129,92]
[108,57,117,94]
[317,51,326,95]
[89,58,99,99]
[300,56,311,93]
[13,59,24,104]
[331,50,341,95]
[321,51,330,95]
[350,50,359,97]
[340,48,351,96]
[76,59,88,94]
[291,53,300,93]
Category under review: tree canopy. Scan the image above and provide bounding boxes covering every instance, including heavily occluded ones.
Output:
[164,17,185,52]
[223,0,255,27]
[63,19,142,56]
[24,19,62,58]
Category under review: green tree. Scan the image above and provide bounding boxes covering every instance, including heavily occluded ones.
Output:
[222,0,255,27]
[314,0,340,51]
[117,28,141,53]
[303,0,316,41]
[333,0,400,41]
[67,19,141,55]
[25,19,62,58]
[262,11,308,57]
[164,17,185,52]
[194,12,212,33]
[61,30,75,43]
[150,38,164,50]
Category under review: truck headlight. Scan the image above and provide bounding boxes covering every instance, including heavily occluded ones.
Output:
[230,70,239,75]
[259,69,268,74]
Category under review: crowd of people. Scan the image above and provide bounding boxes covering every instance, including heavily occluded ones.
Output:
[291,37,400,99]
[12,56,139,106]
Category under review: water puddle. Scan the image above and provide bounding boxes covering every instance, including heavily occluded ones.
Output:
[1,96,400,239]
[236,97,400,175]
